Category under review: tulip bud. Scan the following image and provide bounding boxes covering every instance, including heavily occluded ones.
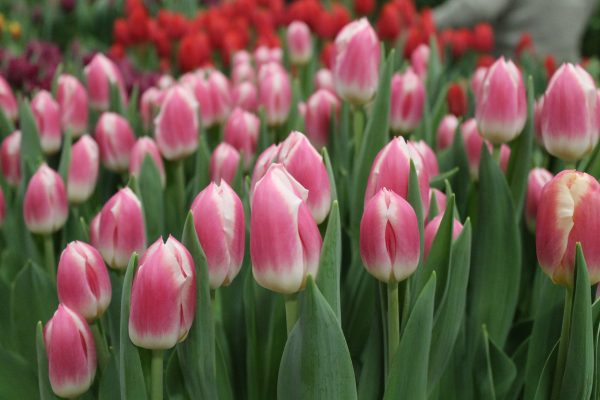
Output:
[390,69,425,134]
[232,63,256,86]
[423,214,463,260]
[210,143,241,185]
[68,135,100,204]
[437,114,459,150]
[98,188,146,269]
[1,130,21,186]
[232,50,251,67]
[94,112,136,172]
[129,137,166,188]
[155,85,199,160]
[129,236,196,349]
[89,213,100,249]
[250,144,280,192]
[0,75,17,121]
[410,44,430,78]
[431,188,447,216]
[314,68,335,94]
[231,82,258,112]
[409,140,438,181]
[84,53,127,111]
[56,74,89,137]
[540,63,599,162]
[470,67,487,101]
[250,164,322,294]
[44,305,96,398]
[475,57,527,144]
[360,188,420,282]
[191,181,245,288]
[192,70,232,128]
[287,21,313,65]
[305,89,340,150]
[461,119,511,180]
[0,187,5,227]
[57,241,111,321]
[447,83,467,117]
[525,168,553,232]
[254,46,272,69]
[31,90,62,154]
[332,18,380,105]
[223,108,260,167]
[24,164,68,234]
[258,69,291,126]
[139,87,164,131]
[536,170,600,286]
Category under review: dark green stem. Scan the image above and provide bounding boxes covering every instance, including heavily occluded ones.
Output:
[151,349,164,400]
[387,280,399,371]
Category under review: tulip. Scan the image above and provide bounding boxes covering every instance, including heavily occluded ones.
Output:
[94,112,136,172]
[0,130,21,186]
[31,90,62,154]
[139,87,164,131]
[24,164,68,234]
[232,50,251,67]
[57,241,111,321]
[447,83,467,117]
[410,44,430,78]
[210,143,241,185]
[298,101,307,118]
[437,114,459,150]
[305,89,340,150]
[536,170,600,286]
[89,213,100,249]
[251,164,322,294]
[540,63,599,162]
[475,57,527,144]
[191,181,245,288]
[129,137,166,188]
[250,144,280,193]
[360,188,420,282]
[231,82,258,112]
[253,46,271,69]
[332,18,380,105]
[287,21,313,65]
[84,53,127,111]
[44,305,96,398]
[232,63,256,86]
[409,140,439,180]
[258,68,291,126]
[470,66,487,101]
[461,118,511,180]
[0,75,17,121]
[98,188,146,269]
[223,108,260,167]
[314,68,335,94]
[525,168,553,232]
[423,214,463,260]
[0,187,4,227]
[129,236,196,349]
[157,74,175,89]
[192,70,232,128]
[155,85,199,160]
[431,188,447,216]
[56,74,89,137]
[390,69,425,134]
[68,135,100,204]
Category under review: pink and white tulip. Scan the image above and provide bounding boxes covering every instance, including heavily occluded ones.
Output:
[155,85,199,160]
[129,137,166,188]
[0,75,17,121]
[287,21,313,65]
[258,68,291,126]
[410,44,430,78]
[305,89,340,150]
[84,53,127,111]
[409,140,439,180]
[437,114,459,150]
[223,108,260,167]
[210,143,241,185]
[94,112,136,172]
[31,90,62,154]
[431,188,447,217]
[525,168,553,232]
[314,68,335,94]
[470,67,487,101]
[24,164,68,234]
[231,82,258,112]
[423,214,463,260]
[232,63,256,86]
[390,69,425,134]
[461,118,511,180]
[56,74,89,137]
[250,144,280,192]
[139,87,164,131]
[68,135,100,204]
[89,213,101,249]
[0,130,21,186]
[192,70,232,128]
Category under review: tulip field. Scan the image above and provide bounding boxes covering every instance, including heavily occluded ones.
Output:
[1,0,600,399]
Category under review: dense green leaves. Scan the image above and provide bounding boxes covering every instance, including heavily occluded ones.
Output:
[316,201,342,321]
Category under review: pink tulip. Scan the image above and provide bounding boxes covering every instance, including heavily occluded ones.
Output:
[0,130,21,186]
[437,114,459,150]
[253,46,272,69]
[24,164,68,234]
[470,67,487,101]
[56,74,89,137]
[461,118,511,180]
[298,101,307,118]
[157,74,175,89]
[0,75,17,121]
[305,89,340,150]
[89,213,100,249]
[536,170,600,286]
[360,188,420,282]
[390,69,425,134]
[314,68,335,94]
[44,305,96,398]
[139,87,164,131]
[250,144,280,192]
[129,137,166,188]
[223,108,260,167]
[525,168,553,232]
[57,241,111,321]
[431,188,447,216]
[232,63,256,86]
[410,44,430,78]
[287,21,313,65]
[231,82,258,112]
[191,181,245,288]
[409,140,439,180]
[84,53,127,111]
[155,85,199,160]
[31,90,62,154]
[423,214,463,260]
[68,135,100,204]
[94,112,136,172]
[192,70,232,128]
[258,68,291,127]
[129,236,196,349]
[232,50,252,67]
[210,143,241,185]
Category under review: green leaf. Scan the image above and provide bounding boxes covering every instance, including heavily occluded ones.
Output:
[36,321,59,400]
[50,63,63,98]
[437,125,470,216]
[165,351,190,400]
[407,161,425,306]
[316,201,341,321]
[0,345,39,399]
[191,135,210,203]
[474,325,517,400]
[0,108,15,138]
[277,277,357,400]
[19,99,43,169]
[507,337,530,400]
[138,155,165,242]
[357,305,384,400]
[285,78,304,133]
[57,129,72,184]
[533,342,559,400]
[98,352,121,400]
[321,147,338,203]
[383,273,436,400]
[109,81,125,115]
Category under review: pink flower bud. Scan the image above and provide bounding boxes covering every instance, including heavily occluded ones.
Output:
[471,67,487,101]
[0,130,21,186]
[0,75,17,121]
[475,57,527,144]
[250,164,322,294]
[332,18,380,105]
[0,187,5,227]
[31,90,62,154]
[390,69,425,134]
[24,164,68,234]
[94,112,136,172]
[257,62,287,84]
[232,63,256,86]
[98,188,146,269]
[536,170,600,286]
[540,63,599,162]
[305,89,340,150]
[192,70,232,128]
[210,142,241,185]
[270,48,284,65]
[410,44,430,78]
[423,214,463,261]
[89,213,100,249]
[250,143,280,193]
[57,241,111,321]
[287,21,313,65]
[461,119,511,180]
[68,135,100,204]
[84,53,127,111]
[129,137,166,188]
[298,101,307,118]
[139,87,164,131]
[129,236,196,349]
[157,74,175,89]
[232,50,252,67]
[525,168,553,232]
[360,188,420,283]
[232,82,258,112]
[431,188,447,216]
[191,181,245,288]
[56,74,89,137]
[224,108,260,167]
[437,114,459,150]
[408,140,439,180]
[44,305,96,398]
[259,69,291,127]
[314,68,335,94]
[155,85,199,160]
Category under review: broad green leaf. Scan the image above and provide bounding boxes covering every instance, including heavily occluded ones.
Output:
[437,125,470,217]
[357,305,384,400]
[216,333,235,400]
[57,129,72,184]
[36,322,59,400]
[322,147,338,203]
[316,201,341,321]
[165,351,190,400]
[0,345,39,399]
[19,99,43,169]
[474,326,517,400]
[533,342,559,400]
[98,352,121,400]
[407,161,425,307]
[138,155,165,242]
[109,82,125,115]
[507,337,530,400]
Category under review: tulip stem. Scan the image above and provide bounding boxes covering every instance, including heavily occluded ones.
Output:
[284,295,298,335]
[387,280,400,369]
[174,160,186,231]
[551,286,574,400]
[151,349,164,400]
[352,106,364,160]
[43,234,56,284]
[91,321,110,373]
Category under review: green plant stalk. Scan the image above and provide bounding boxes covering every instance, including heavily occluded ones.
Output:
[151,349,164,400]
[387,280,400,373]
[284,294,298,335]
[43,234,56,284]
[174,160,186,231]
[551,286,574,400]
[91,321,110,373]
[353,106,364,160]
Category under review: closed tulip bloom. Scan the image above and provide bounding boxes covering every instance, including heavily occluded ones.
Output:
[360,188,420,283]
[31,90,62,154]
[57,241,111,321]
[129,137,166,188]
[155,85,199,160]
[84,53,127,111]
[305,89,340,150]
[0,75,17,121]
[68,135,100,203]
[259,69,291,126]
[423,214,463,260]
[314,68,335,94]
[98,188,146,269]
[223,108,260,167]
[191,181,245,288]
[232,82,258,112]
[44,305,96,399]
[254,46,272,69]
[410,44,430,78]
[409,140,439,180]
[536,170,600,286]
[24,164,68,234]
[525,168,553,232]
[287,21,313,65]
[232,63,256,86]
[437,114,459,150]
[390,69,425,134]
[89,213,100,249]
[0,130,21,186]
[447,83,467,117]
[139,87,164,131]
[471,67,487,101]
[210,143,241,185]
[332,18,380,105]
[461,119,511,180]
[250,164,322,294]
[129,236,196,349]
[56,74,89,137]
[250,144,280,193]
[232,50,251,67]
[207,70,232,125]
[475,57,527,144]
[540,63,599,162]
[94,112,136,172]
